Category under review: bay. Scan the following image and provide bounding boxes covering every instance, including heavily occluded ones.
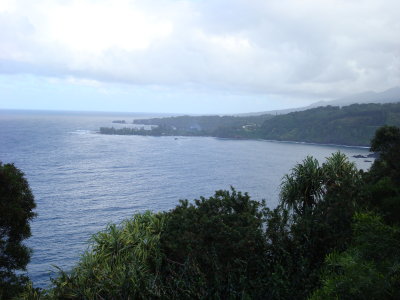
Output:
[0,109,372,288]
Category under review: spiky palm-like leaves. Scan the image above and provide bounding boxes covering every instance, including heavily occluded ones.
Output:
[50,211,165,299]
[270,152,363,298]
[280,156,324,215]
[280,152,361,216]
[31,190,269,299]
[323,152,360,190]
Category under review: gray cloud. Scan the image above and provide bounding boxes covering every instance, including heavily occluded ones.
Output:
[0,0,399,100]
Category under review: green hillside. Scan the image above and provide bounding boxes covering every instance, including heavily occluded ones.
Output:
[258,103,400,146]
[100,102,400,146]
[132,114,273,134]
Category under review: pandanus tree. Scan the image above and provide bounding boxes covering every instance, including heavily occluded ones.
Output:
[280,152,361,216]
[322,152,361,197]
[273,153,362,299]
[280,156,324,215]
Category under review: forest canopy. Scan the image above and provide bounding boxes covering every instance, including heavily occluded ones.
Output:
[2,125,400,299]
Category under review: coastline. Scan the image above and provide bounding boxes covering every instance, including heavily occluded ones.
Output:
[98,130,371,149]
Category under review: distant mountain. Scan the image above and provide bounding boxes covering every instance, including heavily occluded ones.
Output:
[238,86,400,116]
[310,86,400,108]
[234,107,300,116]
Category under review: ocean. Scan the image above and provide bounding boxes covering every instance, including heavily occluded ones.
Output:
[0,109,372,288]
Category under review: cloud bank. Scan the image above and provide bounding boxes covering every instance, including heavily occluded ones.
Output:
[1,0,399,100]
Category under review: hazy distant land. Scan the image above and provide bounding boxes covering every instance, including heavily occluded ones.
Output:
[100,102,400,146]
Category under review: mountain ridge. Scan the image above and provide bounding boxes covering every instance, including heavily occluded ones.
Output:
[236,86,400,116]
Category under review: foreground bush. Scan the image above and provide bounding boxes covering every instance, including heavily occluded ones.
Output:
[25,152,369,300]
[50,212,165,299]
[0,162,36,299]
[44,189,268,299]
[44,152,364,300]
[160,189,268,298]
[15,126,400,299]
[310,213,400,300]
[263,152,364,299]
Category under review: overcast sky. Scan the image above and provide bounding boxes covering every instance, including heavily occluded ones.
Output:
[1,0,399,114]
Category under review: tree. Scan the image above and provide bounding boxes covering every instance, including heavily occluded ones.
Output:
[160,188,268,298]
[0,162,36,299]
[308,127,400,299]
[280,156,324,215]
[267,152,363,299]
[47,189,269,299]
[364,126,400,225]
[50,212,165,299]
[370,125,400,184]
[370,125,400,155]
[280,152,361,216]
[310,213,400,300]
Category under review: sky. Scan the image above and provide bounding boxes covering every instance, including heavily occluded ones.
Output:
[0,0,399,114]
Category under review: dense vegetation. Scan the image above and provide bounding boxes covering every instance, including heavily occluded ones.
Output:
[309,126,400,299]
[258,103,400,146]
[100,114,273,138]
[0,162,36,299]
[100,102,400,146]
[2,125,400,299]
[132,114,273,136]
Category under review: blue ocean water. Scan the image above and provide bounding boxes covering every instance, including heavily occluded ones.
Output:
[0,109,372,288]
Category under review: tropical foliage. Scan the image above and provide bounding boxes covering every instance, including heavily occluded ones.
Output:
[258,103,400,146]
[261,152,363,299]
[160,189,268,298]
[4,125,400,299]
[311,125,400,299]
[47,212,165,299]
[17,190,268,299]
[0,162,37,300]
[310,213,400,300]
